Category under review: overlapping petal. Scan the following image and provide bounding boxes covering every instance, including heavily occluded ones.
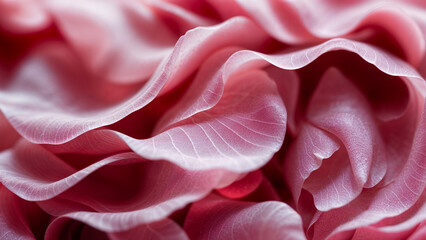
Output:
[184,195,306,240]
[45,217,188,240]
[0,17,269,145]
[310,99,426,239]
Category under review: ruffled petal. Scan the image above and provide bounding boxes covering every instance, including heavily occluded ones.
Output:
[184,195,306,240]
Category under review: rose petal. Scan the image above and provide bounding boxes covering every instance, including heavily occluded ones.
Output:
[0,112,20,152]
[45,218,109,240]
[184,195,306,240]
[46,0,177,84]
[0,139,242,232]
[304,67,387,210]
[216,170,263,199]
[283,123,340,208]
[0,141,141,201]
[108,219,188,240]
[214,0,425,65]
[311,99,426,239]
[351,193,426,239]
[265,67,300,135]
[45,217,188,240]
[0,17,269,145]
[0,0,50,33]
[0,185,49,240]
[0,186,35,240]
[120,69,286,172]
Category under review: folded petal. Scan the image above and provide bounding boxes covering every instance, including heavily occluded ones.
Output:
[0,112,20,152]
[311,98,426,239]
[213,0,425,66]
[184,195,306,240]
[351,193,426,240]
[45,217,188,240]
[0,0,50,33]
[108,219,188,240]
[283,123,340,208]
[0,140,140,201]
[216,170,263,199]
[122,69,286,172]
[0,17,269,145]
[46,0,178,83]
[0,140,242,232]
[0,185,49,240]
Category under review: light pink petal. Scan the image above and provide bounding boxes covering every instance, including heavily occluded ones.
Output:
[311,99,426,240]
[3,38,421,175]
[153,46,242,133]
[378,78,423,183]
[46,0,177,84]
[218,0,425,66]
[32,61,286,174]
[0,141,237,231]
[0,140,142,201]
[36,165,236,232]
[0,17,269,145]
[211,38,425,99]
[0,0,50,33]
[0,186,35,240]
[42,129,130,156]
[233,0,315,44]
[184,195,306,240]
[121,38,426,172]
[284,67,396,212]
[0,185,49,240]
[409,221,426,240]
[120,69,286,172]
[2,37,424,175]
[283,123,340,208]
[350,192,426,239]
[301,68,387,210]
[146,0,216,35]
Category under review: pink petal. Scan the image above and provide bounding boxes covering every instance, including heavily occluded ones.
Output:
[0,140,141,201]
[216,0,425,65]
[120,38,426,173]
[45,218,109,240]
[283,123,340,208]
[0,186,35,240]
[351,193,426,239]
[108,219,188,240]
[0,0,50,33]
[45,217,188,240]
[409,221,426,240]
[46,0,177,84]
[265,67,300,135]
[233,0,315,44]
[146,0,216,35]
[310,99,426,239]
[0,17,269,145]
[0,112,20,152]
[184,195,306,240]
[305,67,387,210]
[0,139,241,232]
[120,69,286,172]
[0,185,49,240]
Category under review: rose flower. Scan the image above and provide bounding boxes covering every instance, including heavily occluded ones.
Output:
[0,0,425,239]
